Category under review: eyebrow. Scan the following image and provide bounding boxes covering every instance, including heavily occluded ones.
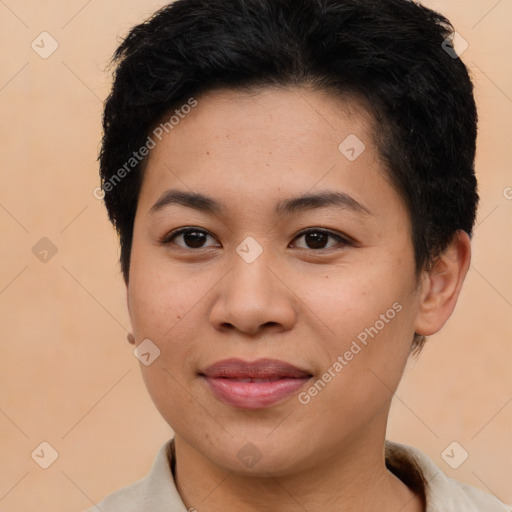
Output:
[149,189,372,217]
[275,190,372,217]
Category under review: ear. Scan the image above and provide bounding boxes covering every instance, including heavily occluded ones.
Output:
[125,289,136,344]
[414,230,472,337]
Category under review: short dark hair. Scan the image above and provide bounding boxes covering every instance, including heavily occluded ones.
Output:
[99,0,478,351]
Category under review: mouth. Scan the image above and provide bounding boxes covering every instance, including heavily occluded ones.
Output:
[199,358,313,409]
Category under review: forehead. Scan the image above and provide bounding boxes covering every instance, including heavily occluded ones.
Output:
[149,86,375,159]
[137,86,401,220]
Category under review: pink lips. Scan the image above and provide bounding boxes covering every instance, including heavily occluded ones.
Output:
[200,358,312,409]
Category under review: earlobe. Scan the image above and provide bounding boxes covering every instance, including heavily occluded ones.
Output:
[414,230,472,337]
[125,288,136,344]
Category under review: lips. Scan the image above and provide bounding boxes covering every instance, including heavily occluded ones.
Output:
[202,358,311,379]
[200,358,312,409]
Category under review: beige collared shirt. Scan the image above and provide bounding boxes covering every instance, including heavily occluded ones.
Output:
[85,439,510,511]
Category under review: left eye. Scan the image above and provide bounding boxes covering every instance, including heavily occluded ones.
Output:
[291,229,349,250]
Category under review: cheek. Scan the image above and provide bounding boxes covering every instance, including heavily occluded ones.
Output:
[127,251,226,399]
[297,265,407,340]
[127,259,206,424]
[127,248,206,339]
[293,265,415,395]
[297,296,413,432]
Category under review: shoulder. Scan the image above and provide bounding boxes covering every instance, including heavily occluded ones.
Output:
[385,441,511,512]
[84,478,146,512]
[83,439,187,512]
[442,478,511,511]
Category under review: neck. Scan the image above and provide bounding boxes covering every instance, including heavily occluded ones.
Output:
[173,433,423,512]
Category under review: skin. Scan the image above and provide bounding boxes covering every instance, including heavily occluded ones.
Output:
[126,86,471,512]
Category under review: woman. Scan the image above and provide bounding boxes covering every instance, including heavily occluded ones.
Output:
[88,0,510,510]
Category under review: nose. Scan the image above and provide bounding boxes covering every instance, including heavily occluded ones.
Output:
[208,249,297,336]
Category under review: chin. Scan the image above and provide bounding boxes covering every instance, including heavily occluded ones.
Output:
[204,434,309,476]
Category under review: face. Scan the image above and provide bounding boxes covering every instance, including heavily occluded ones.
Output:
[127,86,424,476]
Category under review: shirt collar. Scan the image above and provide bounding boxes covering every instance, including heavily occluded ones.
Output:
[141,438,509,512]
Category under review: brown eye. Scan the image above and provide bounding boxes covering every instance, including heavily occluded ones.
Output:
[292,229,348,250]
[162,228,220,249]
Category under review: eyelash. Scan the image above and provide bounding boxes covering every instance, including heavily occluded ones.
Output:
[158,227,352,252]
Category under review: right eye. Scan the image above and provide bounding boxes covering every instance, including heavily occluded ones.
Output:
[159,227,221,250]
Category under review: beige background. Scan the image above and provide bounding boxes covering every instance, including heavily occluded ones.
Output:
[0,0,511,509]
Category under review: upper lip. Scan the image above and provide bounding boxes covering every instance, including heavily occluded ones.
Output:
[201,358,311,379]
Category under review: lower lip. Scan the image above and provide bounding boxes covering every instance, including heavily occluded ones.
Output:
[203,376,311,409]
